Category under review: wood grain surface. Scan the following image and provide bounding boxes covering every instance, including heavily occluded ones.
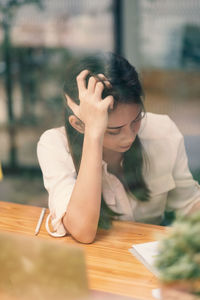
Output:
[0,201,167,300]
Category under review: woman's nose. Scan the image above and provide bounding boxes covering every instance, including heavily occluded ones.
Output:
[122,127,136,144]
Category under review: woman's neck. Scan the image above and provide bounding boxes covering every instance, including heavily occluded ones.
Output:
[103,148,123,168]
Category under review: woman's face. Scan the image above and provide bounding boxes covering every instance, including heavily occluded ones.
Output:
[103,103,142,153]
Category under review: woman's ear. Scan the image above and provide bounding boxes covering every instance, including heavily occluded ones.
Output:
[68,115,84,134]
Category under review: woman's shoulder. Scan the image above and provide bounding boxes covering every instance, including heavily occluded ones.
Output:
[139,112,182,141]
[38,126,70,153]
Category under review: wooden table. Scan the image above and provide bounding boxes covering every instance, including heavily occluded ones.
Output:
[0,201,166,300]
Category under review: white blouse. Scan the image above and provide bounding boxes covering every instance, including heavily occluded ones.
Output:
[37,113,200,237]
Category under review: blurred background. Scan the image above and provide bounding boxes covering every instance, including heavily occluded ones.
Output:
[0,0,200,207]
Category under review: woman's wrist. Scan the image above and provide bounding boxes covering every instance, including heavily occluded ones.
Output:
[84,126,105,142]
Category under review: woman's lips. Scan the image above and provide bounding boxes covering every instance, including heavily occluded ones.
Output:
[120,144,132,149]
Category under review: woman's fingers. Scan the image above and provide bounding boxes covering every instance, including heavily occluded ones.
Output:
[94,81,104,100]
[102,95,114,111]
[88,76,98,93]
[65,94,80,117]
[97,73,107,80]
[97,73,112,88]
[76,70,113,116]
[76,69,90,95]
[77,70,111,102]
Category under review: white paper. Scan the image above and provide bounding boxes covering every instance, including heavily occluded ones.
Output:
[129,241,160,276]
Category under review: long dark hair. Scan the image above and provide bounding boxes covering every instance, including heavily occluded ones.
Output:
[63,52,149,229]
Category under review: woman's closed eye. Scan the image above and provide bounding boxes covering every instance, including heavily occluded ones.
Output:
[107,130,120,135]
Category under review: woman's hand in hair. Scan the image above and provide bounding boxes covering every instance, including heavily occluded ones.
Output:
[66,69,114,138]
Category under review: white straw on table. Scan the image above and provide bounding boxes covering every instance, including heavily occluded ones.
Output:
[35,208,46,235]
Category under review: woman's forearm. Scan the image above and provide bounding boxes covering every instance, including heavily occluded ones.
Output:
[63,129,104,243]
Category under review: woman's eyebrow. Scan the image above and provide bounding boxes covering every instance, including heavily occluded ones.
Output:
[107,109,142,129]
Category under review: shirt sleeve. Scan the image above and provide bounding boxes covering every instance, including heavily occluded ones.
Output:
[37,128,76,237]
[166,129,200,215]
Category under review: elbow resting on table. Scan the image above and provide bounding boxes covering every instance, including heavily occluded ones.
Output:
[62,215,97,244]
[74,233,96,244]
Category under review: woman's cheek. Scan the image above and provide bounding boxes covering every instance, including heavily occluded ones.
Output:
[134,121,141,133]
[103,134,118,148]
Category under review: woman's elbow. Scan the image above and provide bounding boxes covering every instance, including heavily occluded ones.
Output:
[75,234,96,244]
[62,216,96,244]
[68,228,96,244]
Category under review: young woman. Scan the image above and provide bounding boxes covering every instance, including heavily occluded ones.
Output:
[37,52,200,243]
